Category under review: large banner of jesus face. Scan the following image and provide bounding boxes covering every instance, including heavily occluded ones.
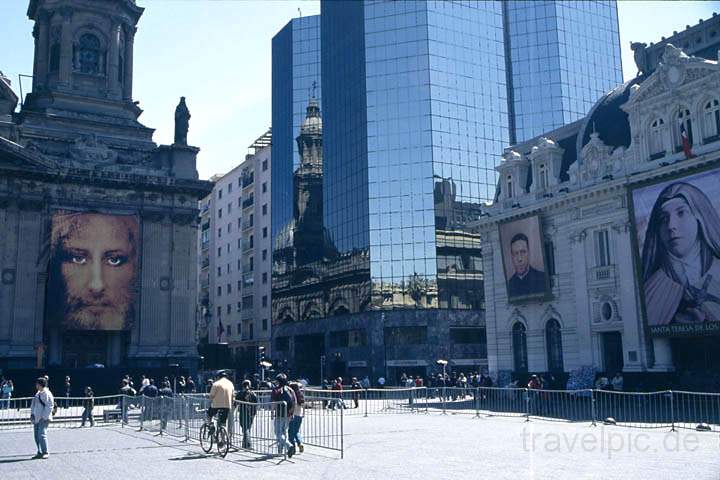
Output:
[46,211,139,331]
[631,167,720,336]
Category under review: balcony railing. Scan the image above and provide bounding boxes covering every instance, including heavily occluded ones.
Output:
[590,265,615,284]
[242,173,254,188]
[242,196,254,209]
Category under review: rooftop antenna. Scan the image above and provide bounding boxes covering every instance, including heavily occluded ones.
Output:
[298,7,302,18]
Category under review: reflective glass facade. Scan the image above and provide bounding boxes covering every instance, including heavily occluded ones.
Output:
[322,1,494,309]
[271,15,321,244]
[506,1,622,142]
[285,0,620,311]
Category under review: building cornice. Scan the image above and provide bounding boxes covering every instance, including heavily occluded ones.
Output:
[474,148,720,231]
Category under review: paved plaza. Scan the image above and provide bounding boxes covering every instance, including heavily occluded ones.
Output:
[0,413,718,479]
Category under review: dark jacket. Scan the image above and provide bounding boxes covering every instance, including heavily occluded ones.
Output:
[236,389,258,429]
[83,396,95,410]
[508,266,546,297]
[143,385,159,398]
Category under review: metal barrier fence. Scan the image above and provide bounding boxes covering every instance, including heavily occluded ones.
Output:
[0,393,345,458]
[0,395,130,430]
[296,386,720,433]
[304,388,427,416]
[2,388,717,447]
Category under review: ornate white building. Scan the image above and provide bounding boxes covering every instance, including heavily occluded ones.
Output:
[474,45,720,390]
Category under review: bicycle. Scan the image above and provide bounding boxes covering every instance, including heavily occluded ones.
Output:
[199,410,230,458]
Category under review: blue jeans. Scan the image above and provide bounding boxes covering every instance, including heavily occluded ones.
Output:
[274,417,292,452]
[33,419,49,454]
[288,415,303,446]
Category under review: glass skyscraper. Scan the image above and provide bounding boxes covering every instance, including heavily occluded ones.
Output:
[506,1,622,143]
[320,0,620,309]
[271,15,322,244]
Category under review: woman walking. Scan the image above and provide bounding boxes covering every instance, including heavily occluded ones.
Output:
[288,382,305,453]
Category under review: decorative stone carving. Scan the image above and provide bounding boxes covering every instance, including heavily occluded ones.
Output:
[568,229,587,244]
[579,131,614,183]
[1,268,16,285]
[159,277,173,291]
[68,134,118,166]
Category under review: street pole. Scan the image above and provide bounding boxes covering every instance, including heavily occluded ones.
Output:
[320,355,325,384]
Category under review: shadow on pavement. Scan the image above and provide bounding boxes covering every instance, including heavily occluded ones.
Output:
[0,456,37,464]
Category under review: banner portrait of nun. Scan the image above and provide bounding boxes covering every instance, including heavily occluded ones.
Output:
[633,172,720,331]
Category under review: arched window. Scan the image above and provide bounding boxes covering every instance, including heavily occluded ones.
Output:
[545,319,564,372]
[675,108,693,152]
[537,163,549,190]
[703,99,720,141]
[506,175,514,199]
[76,33,102,75]
[649,118,665,159]
[512,322,528,373]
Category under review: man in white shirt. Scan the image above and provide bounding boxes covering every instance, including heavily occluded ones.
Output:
[30,377,54,459]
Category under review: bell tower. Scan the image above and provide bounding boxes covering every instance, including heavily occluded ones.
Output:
[21,0,153,144]
[293,94,325,265]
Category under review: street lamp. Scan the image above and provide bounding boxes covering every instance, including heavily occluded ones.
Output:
[436,359,448,386]
[259,360,273,383]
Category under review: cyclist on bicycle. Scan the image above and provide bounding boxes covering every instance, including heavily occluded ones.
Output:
[207,370,234,432]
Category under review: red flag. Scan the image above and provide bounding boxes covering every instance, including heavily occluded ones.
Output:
[679,120,694,159]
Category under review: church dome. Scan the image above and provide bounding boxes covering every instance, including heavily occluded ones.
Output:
[576,75,646,160]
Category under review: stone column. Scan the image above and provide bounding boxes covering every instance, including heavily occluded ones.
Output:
[8,204,45,365]
[58,8,74,89]
[32,12,51,90]
[122,25,136,100]
[0,202,16,348]
[107,20,121,97]
[169,214,198,354]
[135,212,171,355]
[613,220,644,371]
[569,229,593,366]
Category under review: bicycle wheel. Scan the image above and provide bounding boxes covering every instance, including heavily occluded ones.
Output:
[216,426,229,458]
[199,423,214,454]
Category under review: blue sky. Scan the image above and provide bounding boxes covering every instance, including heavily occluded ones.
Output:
[0,1,717,180]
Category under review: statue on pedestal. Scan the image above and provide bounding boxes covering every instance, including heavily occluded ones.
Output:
[174,96,190,145]
[631,42,648,77]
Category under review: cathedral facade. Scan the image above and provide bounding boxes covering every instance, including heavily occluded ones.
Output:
[0,0,211,370]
